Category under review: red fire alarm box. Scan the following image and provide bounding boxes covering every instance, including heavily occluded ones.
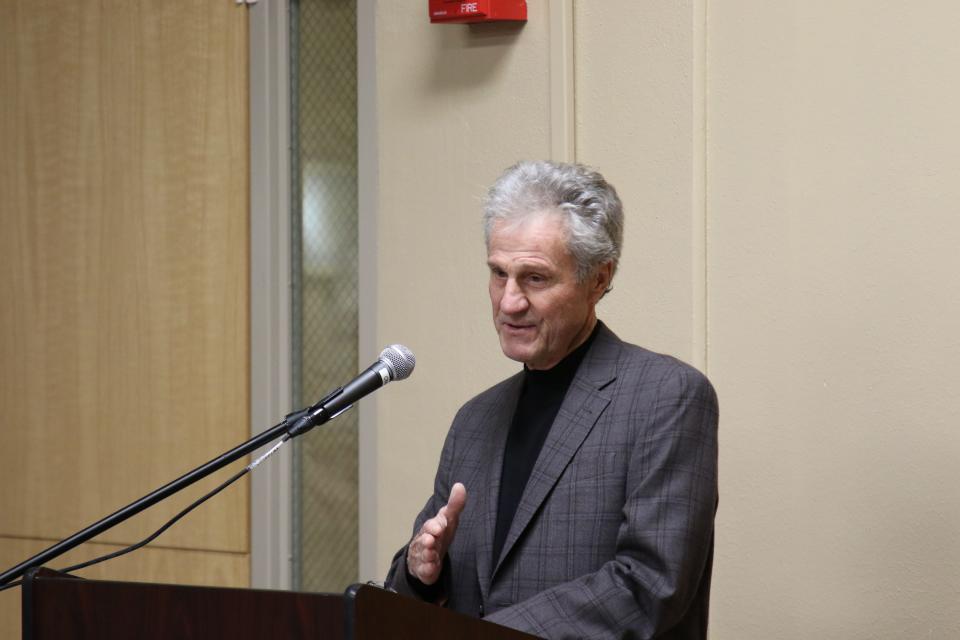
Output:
[429,0,527,24]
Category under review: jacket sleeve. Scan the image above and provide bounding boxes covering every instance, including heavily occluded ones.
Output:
[484,366,719,639]
[384,411,461,602]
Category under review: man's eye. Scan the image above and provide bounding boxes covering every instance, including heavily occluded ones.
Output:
[527,274,547,284]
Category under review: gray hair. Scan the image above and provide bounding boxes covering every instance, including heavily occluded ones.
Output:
[483,161,624,289]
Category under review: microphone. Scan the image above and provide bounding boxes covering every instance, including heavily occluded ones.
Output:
[286,344,416,437]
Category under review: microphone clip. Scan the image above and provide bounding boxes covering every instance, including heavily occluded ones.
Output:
[283,386,344,438]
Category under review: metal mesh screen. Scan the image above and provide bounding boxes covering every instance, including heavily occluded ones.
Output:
[290,0,358,592]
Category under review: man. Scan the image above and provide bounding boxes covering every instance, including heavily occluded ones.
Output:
[386,161,719,639]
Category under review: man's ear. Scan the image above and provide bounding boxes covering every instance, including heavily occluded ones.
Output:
[591,261,614,301]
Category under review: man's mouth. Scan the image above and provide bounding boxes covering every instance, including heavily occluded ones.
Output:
[501,321,536,333]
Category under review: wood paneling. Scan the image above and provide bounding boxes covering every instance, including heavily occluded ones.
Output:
[0,536,249,637]
[0,0,250,629]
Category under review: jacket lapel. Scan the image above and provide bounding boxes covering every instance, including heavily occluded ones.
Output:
[492,324,621,578]
[475,372,524,603]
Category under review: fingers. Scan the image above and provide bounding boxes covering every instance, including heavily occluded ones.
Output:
[412,532,440,563]
[408,529,443,584]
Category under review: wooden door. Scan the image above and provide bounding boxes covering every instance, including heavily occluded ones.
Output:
[0,1,250,635]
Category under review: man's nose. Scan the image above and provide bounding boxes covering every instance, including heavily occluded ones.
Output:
[500,279,529,315]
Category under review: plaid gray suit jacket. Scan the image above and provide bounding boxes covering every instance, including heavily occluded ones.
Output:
[386,323,719,639]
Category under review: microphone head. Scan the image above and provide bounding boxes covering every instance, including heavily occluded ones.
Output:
[379,344,416,381]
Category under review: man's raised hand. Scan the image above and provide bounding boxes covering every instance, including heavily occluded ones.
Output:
[406,482,467,586]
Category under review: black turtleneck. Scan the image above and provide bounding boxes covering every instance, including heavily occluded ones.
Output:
[491,323,600,566]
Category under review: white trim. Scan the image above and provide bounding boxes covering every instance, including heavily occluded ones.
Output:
[249,0,293,591]
[549,0,575,162]
[357,0,380,583]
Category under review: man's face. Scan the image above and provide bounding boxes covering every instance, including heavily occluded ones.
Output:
[487,213,610,370]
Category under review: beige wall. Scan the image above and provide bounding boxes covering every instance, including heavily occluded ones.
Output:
[708,2,960,637]
[0,0,250,635]
[575,0,707,364]
[363,0,960,637]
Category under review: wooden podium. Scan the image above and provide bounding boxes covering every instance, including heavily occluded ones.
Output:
[21,567,540,639]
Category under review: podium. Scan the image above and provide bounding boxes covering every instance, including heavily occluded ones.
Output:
[21,567,540,639]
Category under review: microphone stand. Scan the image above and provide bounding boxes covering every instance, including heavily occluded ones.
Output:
[0,396,338,588]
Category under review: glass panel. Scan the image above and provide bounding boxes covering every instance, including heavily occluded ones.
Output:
[290,0,358,592]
